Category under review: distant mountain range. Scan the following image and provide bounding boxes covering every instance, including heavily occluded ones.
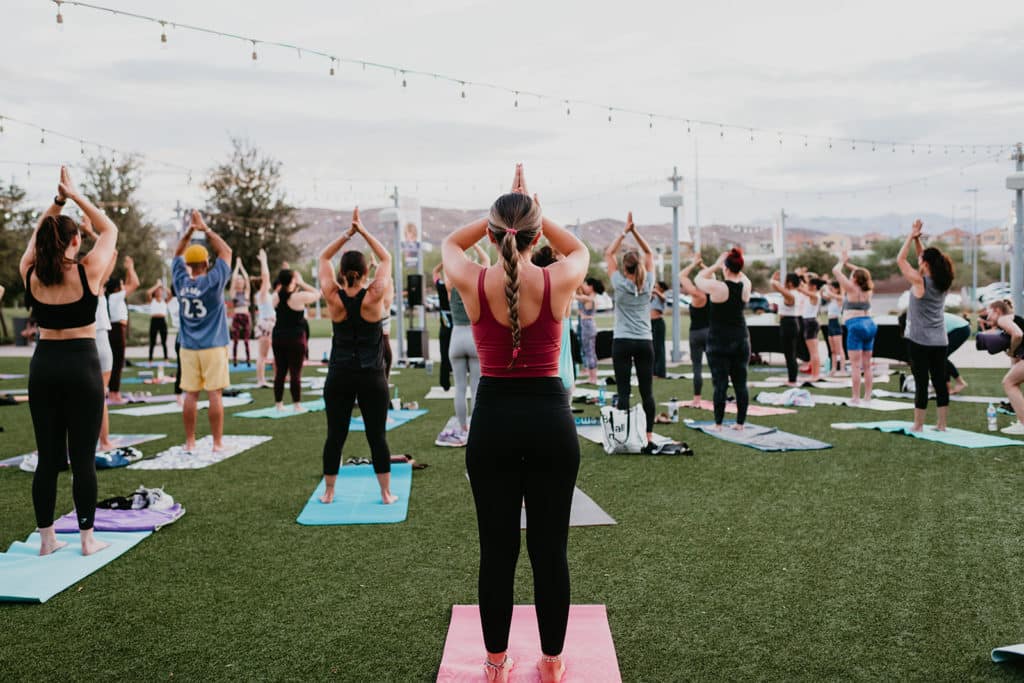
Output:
[291,207,1005,259]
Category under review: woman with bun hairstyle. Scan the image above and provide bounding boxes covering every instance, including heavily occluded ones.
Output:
[574,276,604,385]
[832,253,876,404]
[896,219,955,431]
[19,166,118,556]
[696,247,751,429]
[821,280,846,375]
[443,165,588,683]
[271,268,320,412]
[680,256,710,406]
[985,300,1024,434]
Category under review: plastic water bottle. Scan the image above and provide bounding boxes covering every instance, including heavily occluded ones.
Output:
[668,397,679,423]
[987,403,998,432]
[598,386,606,406]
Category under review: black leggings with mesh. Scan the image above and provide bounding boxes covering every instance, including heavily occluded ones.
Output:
[29,339,104,530]
[321,367,391,475]
[612,338,656,433]
[148,316,168,361]
[780,316,801,383]
[272,334,306,404]
[907,340,949,409]
[708,331,750,425]
[467,376,579,656]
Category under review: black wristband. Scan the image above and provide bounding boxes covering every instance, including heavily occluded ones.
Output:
[54,195,66,206]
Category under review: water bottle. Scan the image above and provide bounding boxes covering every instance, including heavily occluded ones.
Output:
[425,359,434,374]
[598,386,606,406]
[987,403,998,432]
[668,397,679,423]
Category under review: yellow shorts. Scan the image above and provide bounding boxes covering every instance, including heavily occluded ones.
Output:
[179,346,230,393]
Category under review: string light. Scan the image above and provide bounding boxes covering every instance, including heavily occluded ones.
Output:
[514,91,519,108]
[607,108,612,123]
[565,101,570,116]
[401,71,407,88]
[460,82,466,99]
[329,58,335,76]
[649,114,654,129]
[160,21,167,45]
[40,129,45,144]
[55,1,63,26]
[251,40,258,61]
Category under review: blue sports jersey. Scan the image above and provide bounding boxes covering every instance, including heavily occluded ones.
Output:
[172,256,230,350]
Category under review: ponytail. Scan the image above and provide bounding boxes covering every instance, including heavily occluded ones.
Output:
[34,216,78,286]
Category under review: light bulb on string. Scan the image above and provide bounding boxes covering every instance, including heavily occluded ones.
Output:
[0,117,5,134]
[719,125,724,139]
[329,58,335,76]
[749,129,754,142]
[649,115,654,129]
[56,1,63,28]
[827,138,832,150]
[565,101,570,116]
[607,108,613,123]
[251,40,258,62]
[40,129,45,145]
[803,136,808,148]
[160,21,167,46]
[777,132,782,145]
[851,140,857,151]
[401,71,407,87]
[460,82,466,99]
[80,141,85,155]
[514,91,519,108]
[686,121,691,134]
[871,142,876,152]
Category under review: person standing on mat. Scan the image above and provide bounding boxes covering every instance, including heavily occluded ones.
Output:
[770,271,803,386]
[254,249,275,389]
[697,248,751,430]
[801,277,825,383]
[822,280,846,375]
[20,165,117,556]
[574,277,603,385]
[318,207,398,505]
[443,164,588,683]
[985,300,1024,434]
[172,210,232,453]
[650,280,669,378]
[832,253,876,404]
[680,256,709,407]
[944,312,970,395]
[229,259,252,367]
[605,213,658,451]
[271,268,320,412]
[82,216,118,452]
[105,255,139,404]
[436,242,490,448]
[434,262,454,392]
[145,280,170,362]
[897,219,954,432]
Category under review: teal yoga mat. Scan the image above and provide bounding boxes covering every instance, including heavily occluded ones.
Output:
[684,420,832,452]
[353,408,428,432]
[296,462,412,525]
[831,421,1023,448]
[0,530,151,603]
[234,399,326,418]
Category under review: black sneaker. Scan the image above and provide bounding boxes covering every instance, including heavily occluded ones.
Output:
[641,443,659,455]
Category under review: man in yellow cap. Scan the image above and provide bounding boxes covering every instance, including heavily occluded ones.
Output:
[171,210,233,452]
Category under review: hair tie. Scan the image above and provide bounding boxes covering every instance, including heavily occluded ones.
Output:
[511,347,521,361]
[505,228,518,236]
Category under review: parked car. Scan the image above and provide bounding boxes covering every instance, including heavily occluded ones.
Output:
[896,290,964,311]
[976,282,1013,306]
[594,292,613,312]
[424,294,439,312]
[748,294,772,314]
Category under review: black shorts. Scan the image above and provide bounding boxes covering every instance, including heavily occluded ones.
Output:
[803,318,821,340]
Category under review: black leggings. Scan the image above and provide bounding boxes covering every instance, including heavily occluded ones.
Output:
[108,322,127,392]
[466,377,579,656]
[29,339,104,530]
[612,338,656,433]
[173,335,182,395]
[272,335,306,403]
[689,327,709,396]
[708,331,750,425]
[780,316,801,382]
[907,340,949,409]
[322,367,391,474]
[945,325,970,379]
[651,317,666,377]
[148,316,168,361]
[382,334,393,377]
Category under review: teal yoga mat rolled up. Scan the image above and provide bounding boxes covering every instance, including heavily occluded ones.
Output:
[0,530,151,603]
[296,462,412,525]
[831,421,1023,448]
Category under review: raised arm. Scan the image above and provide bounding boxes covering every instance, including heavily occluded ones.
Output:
[472,242,492,267]
[897,220,925,294]
[626,214,655,271]
[174,211,199,257]
[442,217,489,296]
[236,259,251,296]
[289,271,322,306]
[542,212,589,296]
[204,226,232,266]
[258,248,271,299]
[679,257,705,298]
[352,208,391,277]
[604,230,627,275]
[769,272,795,306]
[122,256,140,295]
[319,212,358,301]
[696,253,729,301]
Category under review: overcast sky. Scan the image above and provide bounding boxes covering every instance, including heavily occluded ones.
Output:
[1,0,1022,231]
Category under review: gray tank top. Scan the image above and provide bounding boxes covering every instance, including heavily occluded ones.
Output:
[905,276,948,347]
[450,287,470,326]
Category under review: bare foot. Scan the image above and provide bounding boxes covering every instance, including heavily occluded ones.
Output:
[81,531,110,556]
[275,403,286,412]
[319,488,335,504]
[950,378,967,395]
[936,423,947,432]
[292,404,307,413]
[710,424,723,432]
[184,440,197,452]
[910,424,924,433]
[382,492,399,505]
[484,654,513,682]
[39,538,68,556]
[98,441,115,451]
[538,656,565,683]
[731,423,745,431]
[211,442,226,454]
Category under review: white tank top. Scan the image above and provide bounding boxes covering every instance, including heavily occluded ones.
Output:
[108,290,128,323]
[149,299,168,317]
[827,298,842,318]
[801,293,817,319]
[257,298,275,321]
[95,294,111,332]
[778,291,801,317]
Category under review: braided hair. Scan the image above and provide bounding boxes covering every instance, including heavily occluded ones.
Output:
[488,193,543,366]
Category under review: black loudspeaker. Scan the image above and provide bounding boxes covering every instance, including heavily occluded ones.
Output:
[596,330,613,360]
[407,274,423,306]
[407,328,430,359]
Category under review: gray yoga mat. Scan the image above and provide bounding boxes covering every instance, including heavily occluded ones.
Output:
[464,473,616,527]
[684,420,832,452]
[872,389,1005,405]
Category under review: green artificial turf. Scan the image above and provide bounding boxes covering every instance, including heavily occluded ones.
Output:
[1,357,1024,681]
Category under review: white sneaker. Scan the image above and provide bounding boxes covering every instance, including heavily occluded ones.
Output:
[19,452,38,473]
[1000,422,1024,435]
[434,429,468,448]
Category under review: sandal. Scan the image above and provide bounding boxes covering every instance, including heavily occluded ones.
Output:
[654,412,672,424]
[484,654,514,682]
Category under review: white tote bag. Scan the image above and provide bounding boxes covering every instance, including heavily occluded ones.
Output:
[600,404,647,454]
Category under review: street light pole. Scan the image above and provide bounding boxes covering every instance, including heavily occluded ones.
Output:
[660,168,684,363]
[966,188,979,309]
[1009,144,1024,312]
[779,209,788,276]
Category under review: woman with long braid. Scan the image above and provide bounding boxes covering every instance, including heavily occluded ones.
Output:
[443,165,588,683]
[604,213,658,451]
[318,207,398,505]
[19,166,118,556]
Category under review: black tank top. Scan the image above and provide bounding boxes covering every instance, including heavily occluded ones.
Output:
[709,281,747,331]
[25,264,98,329]
[330,288,385,371]
[689,300,710,331]
[273,292,307,339]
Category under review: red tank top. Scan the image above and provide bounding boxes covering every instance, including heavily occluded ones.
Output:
[472,267,562,378]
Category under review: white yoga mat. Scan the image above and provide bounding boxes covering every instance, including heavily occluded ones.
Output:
[110,393,253,417]
[128,435,272,470]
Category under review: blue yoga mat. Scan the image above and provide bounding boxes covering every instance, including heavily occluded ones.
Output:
[234,399,326,419]
[353,408,428,432]
[831,421,1023,449]
[0,530,151,603]
[685,420,832,452]
[296,462,412,525]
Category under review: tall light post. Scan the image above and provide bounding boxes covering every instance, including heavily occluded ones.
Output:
[660,167,684,363]
[381,194,403,362]
[966,188,979,309]
[1008,143,1024,312]
[779,209,788,276]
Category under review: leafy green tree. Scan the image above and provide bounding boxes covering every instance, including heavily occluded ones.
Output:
[789,244,836,277]
[81,155,163,293]
[0,181,35,301]
[203,138,303,274]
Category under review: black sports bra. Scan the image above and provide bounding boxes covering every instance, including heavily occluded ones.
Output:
[25,264,98,329]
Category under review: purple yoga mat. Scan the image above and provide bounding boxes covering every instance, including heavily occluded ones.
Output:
[54,504,185,533]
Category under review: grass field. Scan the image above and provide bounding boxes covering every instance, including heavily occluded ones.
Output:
[2,356,1024,681]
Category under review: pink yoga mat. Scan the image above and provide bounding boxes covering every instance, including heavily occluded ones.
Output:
[683,399,795,416]
[437,604,621,682]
